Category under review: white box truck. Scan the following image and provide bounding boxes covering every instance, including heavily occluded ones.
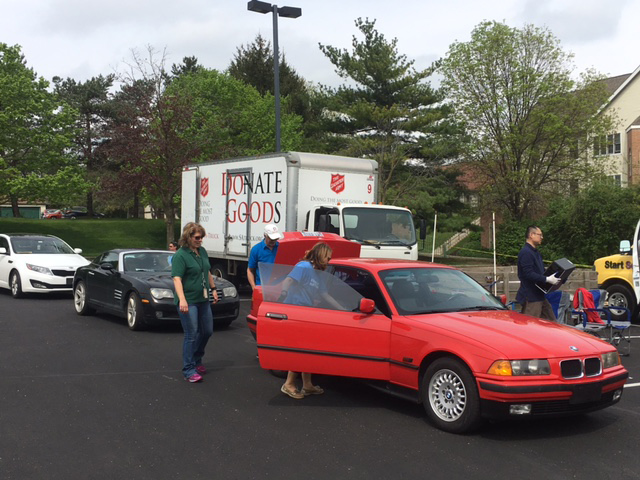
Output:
[181,151,418,283]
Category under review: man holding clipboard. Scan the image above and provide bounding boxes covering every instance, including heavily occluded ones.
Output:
[516,225,561,321]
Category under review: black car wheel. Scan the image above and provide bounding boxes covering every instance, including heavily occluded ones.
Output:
[126,292,145,331]
[606,284,636,321]
[73,281,95,315]
[10,271,23,298]
[422,357,481,434]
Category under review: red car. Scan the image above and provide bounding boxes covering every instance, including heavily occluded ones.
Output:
[42,209,63,219]
[248,233,628,433]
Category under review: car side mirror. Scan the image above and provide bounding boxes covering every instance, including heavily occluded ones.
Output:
[74,248,83,254]
[0,247,6,254]
[359,298,376,314]
[100,263,114,271]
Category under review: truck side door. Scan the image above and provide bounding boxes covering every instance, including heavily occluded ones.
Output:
[224,168,252,258]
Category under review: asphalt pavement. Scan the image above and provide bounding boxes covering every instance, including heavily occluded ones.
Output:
[0,289,639,480]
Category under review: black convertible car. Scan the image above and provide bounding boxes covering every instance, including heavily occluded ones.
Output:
[73,249,239,330]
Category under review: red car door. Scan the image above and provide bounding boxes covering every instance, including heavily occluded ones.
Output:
[257,265,392,380]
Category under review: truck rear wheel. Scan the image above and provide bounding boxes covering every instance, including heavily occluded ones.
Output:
[606,284,636,322]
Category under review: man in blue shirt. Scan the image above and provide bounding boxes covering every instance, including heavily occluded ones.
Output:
[247,224,282,290]
[516,225,560,320]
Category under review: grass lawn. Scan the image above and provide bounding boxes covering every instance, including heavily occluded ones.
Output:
[0,218,179,259]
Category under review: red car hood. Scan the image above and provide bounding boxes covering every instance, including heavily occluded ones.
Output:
[404,310,614,359]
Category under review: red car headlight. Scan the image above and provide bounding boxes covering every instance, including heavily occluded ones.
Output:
[488,359,551,376]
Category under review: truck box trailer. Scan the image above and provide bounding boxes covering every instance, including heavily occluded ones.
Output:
[181,151,418,283]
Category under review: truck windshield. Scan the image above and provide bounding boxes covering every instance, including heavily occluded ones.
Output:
[342,207,416,246]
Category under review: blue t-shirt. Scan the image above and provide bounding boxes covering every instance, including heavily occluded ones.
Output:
[284,261,327,307]
[248,239,279,286]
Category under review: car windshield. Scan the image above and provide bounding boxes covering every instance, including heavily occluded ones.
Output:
[379,267,506,315]
[10,236,75,254]
[123,252,173,273]
[342,207,416,246]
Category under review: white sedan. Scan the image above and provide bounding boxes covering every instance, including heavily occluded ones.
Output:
[0,234,90,298]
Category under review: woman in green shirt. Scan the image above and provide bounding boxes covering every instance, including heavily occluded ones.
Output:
[172,223,219,383]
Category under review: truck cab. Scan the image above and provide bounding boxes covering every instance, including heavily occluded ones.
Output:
[307,204,418,260]
[594,221,639,322]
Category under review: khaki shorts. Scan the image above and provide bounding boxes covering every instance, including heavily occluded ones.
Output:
[521,299,557,322]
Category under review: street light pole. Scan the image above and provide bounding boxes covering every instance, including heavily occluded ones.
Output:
[247,1,301,153]
[272,4,281,152]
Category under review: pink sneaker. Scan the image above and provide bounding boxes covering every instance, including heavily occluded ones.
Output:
[196,365,207,375]
[185,373,203,383]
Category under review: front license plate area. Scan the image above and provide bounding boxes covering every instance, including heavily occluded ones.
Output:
[66,277,73,286]
[570,383,602,404]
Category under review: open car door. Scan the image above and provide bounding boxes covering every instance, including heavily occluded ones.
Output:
[256,263,391,381]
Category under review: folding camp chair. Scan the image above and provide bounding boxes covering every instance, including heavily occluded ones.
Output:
[572,289,631,356]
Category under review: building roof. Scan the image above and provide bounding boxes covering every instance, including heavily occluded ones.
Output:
[602,74,631,96]
[603,64,640,108]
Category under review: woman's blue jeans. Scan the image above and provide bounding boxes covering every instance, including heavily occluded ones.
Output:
[177,302,213,378]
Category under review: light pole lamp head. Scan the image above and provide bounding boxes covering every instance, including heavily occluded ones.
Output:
[277,6,302,18]
[247,0,272,14]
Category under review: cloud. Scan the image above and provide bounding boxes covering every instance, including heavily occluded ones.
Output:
[520,0,629,42]
[37,0,217,36]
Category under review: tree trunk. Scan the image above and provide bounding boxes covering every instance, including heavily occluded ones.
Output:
[10,194,21,218]
[86,191,94,217]
[131,191,140,219]
[165,204,176,245]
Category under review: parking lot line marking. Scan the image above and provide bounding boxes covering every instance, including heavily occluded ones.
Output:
[624,382,640,388]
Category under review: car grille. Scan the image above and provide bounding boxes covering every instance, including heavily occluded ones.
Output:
[531,390,616,415]
[51,269,75,277]
[560,357,602,379]
[209,287,224,298]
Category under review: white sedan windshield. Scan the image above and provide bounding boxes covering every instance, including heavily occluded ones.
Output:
[11,236,75,254]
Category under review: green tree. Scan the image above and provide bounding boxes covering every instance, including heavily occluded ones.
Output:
[543,181,640,264]
[53,74,115,215]
[228,34,322,149]
[228,34,305,102]
[319,18,463,206]
[106,46,302,243]
[493,181,640,266]
[0,43,79,215]
[390,165,470,232]
[170,68,303,159]
[171,56,203,77]
[439,21,614,221]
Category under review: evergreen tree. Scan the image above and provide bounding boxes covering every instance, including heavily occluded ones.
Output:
[228,34,324,150]
[171,56,203,77]
[319,18,464,206]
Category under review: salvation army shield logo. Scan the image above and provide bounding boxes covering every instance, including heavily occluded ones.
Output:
[200,177,209,197]
[330,174,345,194]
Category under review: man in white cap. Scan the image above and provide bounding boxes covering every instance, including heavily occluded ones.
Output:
[247,224,283,290]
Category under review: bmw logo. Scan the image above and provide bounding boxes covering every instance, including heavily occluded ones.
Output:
[570,346,579,352]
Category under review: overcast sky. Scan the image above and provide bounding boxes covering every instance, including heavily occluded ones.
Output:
[3,0,639,88]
